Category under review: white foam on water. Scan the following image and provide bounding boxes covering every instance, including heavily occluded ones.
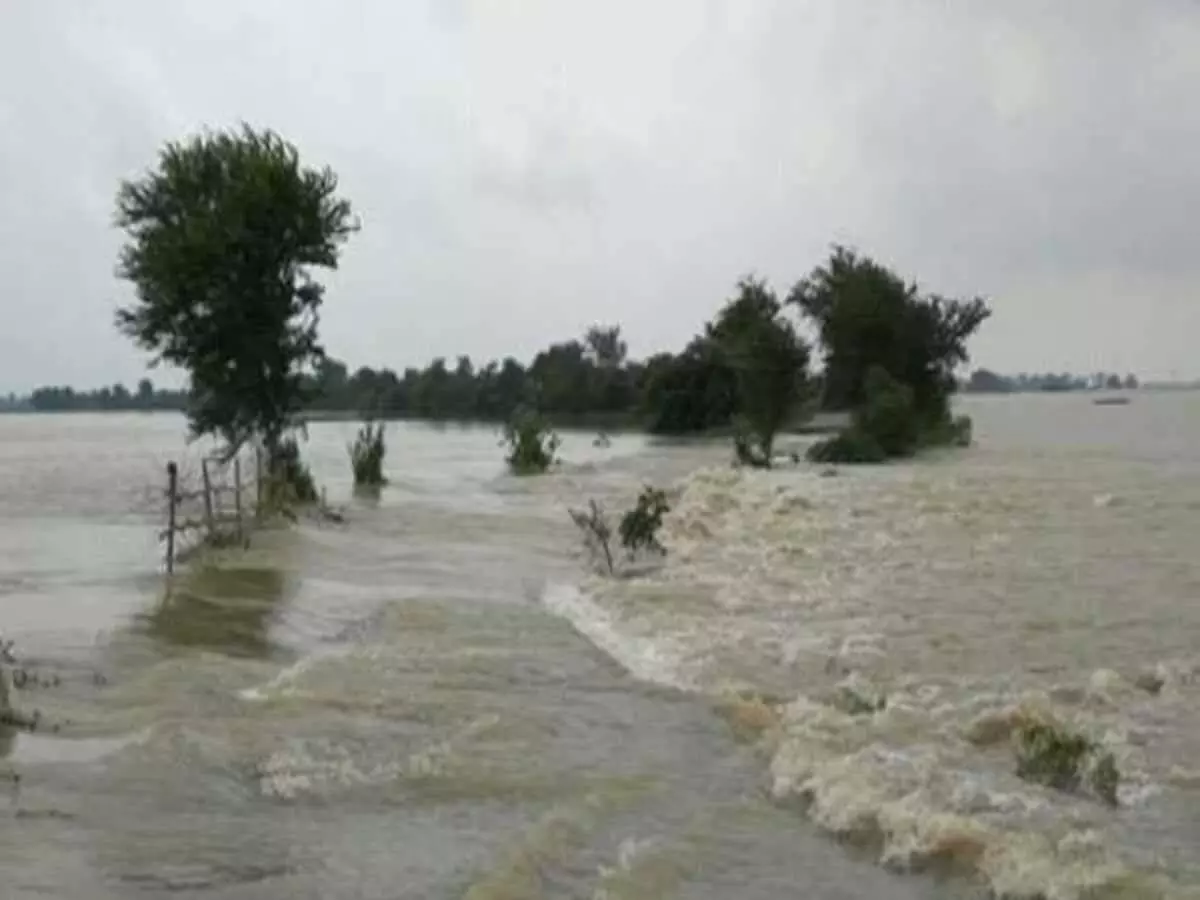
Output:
[538,460,1200,899]
[236,648,344,702]
[540,582,698,692]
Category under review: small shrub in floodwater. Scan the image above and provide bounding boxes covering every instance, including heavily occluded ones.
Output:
[569,486,670,576]
[265,436,319,507]
[1014,721,1120,806]
[503,407,561,476]
[569,499,616,574]
[348,420,388,488]
[618,487,670,556]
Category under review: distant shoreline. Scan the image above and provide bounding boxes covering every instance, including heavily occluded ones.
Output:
[0,406,852,436]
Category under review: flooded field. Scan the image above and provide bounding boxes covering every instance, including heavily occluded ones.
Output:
[0,393,1197,898]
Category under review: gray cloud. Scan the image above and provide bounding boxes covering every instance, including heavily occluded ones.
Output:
[2,0,1197,390]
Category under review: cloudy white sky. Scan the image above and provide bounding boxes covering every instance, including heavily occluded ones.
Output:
[2,0,1197,391]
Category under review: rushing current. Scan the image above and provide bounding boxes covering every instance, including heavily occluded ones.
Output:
[0,392,1197,899]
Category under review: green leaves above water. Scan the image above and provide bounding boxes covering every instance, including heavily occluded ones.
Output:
[1014,721,1120,807]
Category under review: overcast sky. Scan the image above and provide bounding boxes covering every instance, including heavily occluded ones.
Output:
[2,1,1197,391]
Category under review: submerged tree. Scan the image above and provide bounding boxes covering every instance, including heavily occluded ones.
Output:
[714,277,810,466]
[789,246,990,427]
[114,124,358,463]
[643,277,809,450]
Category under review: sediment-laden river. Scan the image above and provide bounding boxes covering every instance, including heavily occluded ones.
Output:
[0,394,1197,899]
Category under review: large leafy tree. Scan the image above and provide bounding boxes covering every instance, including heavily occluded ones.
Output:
[788,246,990,423]
[114,125,357,457]
[642,277,809,453]
[712,277,810,465]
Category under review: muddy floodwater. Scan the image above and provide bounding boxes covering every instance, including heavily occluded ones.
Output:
[0,393,1198,899]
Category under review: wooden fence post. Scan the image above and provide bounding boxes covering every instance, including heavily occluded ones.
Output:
[165,461,178,576]
[254,445,264,517]
[201,458,214,536]
[233,456,244,540]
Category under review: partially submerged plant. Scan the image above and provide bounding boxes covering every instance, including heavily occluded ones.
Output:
[569,486,671,575]
[806,367,977,464]
[263,435,319,509]
[618,486,670,556]
[806,428,886,464]
[733,425,772,469]
[569,499,616,574]
[349,420,388,488]
[503,407,561,475]
[1014,721,1120,806]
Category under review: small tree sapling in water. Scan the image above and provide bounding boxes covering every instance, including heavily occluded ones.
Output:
[618,486,669,556]
[349,420,388,488]
[263,435,319,509]
[503,406,561,475]
[569,486,671,575]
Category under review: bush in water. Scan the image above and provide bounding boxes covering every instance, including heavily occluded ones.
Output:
[806,428,887,465]
[569,500,616,574]
[503,406,561,475]
[264,435,320,508]
[618,486,669,556]
[569,486,671,575]
[349,420,387,488]
[807,366,975,464]
[1014,721,1119,807]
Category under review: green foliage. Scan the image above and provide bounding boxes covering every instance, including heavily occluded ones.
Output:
[852,366,922,457]
[263,436,319,507]
[348,421,387,488]
[806,428,887,464]
[569,486,671,576]
[113,124,357,457]
[718,278,811,464]
[27,379,187,412]
[642,341,739,435]
[789,247,991,464]
[789,246,990,423]
[922,413,974,449]
[645,277,810,451]
[1014,721,1120,806]
[806,367,917,464]
[618,486,670,556]
[568,500,616,574]
[503,407,561,475]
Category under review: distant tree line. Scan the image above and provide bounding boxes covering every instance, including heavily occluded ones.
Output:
[23,248,989,459]
[305,324,649,426]
[20,378,188,412]
[965,370,1139,394]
